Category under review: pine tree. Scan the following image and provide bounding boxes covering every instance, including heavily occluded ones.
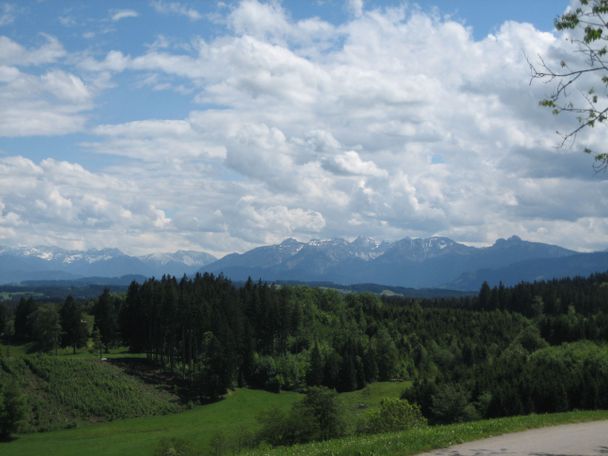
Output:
[60,296,88,354]
[93,289,119,352]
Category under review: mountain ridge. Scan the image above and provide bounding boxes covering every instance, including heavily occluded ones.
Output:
[199,235,605,290]
[0,236,606,290]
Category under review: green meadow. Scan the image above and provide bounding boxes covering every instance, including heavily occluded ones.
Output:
[0,380,411,456]
[1,388,298,456]
[2,385,606,456]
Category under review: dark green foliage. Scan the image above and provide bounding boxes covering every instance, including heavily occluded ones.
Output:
[194,332,231,402]
[429,383,477,424]
[0,302,8,337]
[256,386,345,446]
[153,437,200,456]
[14,298,37,341]
[8,270,603,433]
[29,306,61,353]
[59,296,88,353]
[306,344,324,386]
[92,289,119,351]
[360,398,426,434]
[0,356,179,432]
[0,381,27,439]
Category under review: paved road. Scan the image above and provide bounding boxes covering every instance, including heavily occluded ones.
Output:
[417,421,608,456]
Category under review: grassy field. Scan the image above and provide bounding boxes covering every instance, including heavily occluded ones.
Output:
[0,341,147,359]
[0,388,301,456]
[242,410,608,456]
[339,381,410,429]
[0,381,408,455]
[1,369,606,456]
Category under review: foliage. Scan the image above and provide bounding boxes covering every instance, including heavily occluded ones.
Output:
[29,305,61,353]
[241,411,608,456]
[531,0,608,169]
[256,387,346,446]
[59,296,88,354]
[359,398,426,434]
[0,355,179,432]
[0,302,9,337]
[92,289,120,351]
[153,437,200,456]
[0,381,27,440]
[14,298,37,342]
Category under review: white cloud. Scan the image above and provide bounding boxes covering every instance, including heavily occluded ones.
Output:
[2,1,608,254]
[151,0,202,21]
[111,9,139,22]
[347,0,364,18]
[0,34,65,66]
[0,64,92,136]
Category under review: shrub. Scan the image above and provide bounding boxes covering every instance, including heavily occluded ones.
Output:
[153,437,199,456]
[0,382,27,440]
[360,398,427,434]
[255,386,345,446]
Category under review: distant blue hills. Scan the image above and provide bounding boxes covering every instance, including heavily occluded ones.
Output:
[199,236,608,290]
[1,236,607,291]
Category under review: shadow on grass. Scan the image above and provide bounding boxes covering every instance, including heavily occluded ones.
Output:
[108,357,200,405]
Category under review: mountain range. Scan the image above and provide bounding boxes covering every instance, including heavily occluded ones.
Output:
[0,246,216,284]
[200,236,608,290]
[1,236,607,291]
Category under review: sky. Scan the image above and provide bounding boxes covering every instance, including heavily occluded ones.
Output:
[1,0,607,257]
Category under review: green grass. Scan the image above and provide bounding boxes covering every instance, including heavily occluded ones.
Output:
[339,381,411,429]
[0,341,146,359]
[242,410,608,456]
[1,377,606,456]
[0,388,301,456]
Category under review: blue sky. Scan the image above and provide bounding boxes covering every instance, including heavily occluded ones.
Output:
[1,0,606,256]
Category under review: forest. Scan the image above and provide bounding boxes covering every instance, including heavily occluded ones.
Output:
[1,272,608,448]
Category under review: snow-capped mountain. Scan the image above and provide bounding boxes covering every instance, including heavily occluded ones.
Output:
[0,246,216,284]
[200,235,608,290]
[2,236,607,290]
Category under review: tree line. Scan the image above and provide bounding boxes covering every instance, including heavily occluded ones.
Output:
[2,271,608,419]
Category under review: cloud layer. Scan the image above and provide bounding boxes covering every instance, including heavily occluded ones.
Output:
[0,0,606,255]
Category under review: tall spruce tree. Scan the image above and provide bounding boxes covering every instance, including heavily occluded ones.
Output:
[60,296,88,354]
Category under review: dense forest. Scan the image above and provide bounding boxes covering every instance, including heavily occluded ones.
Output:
[2,272,608,431]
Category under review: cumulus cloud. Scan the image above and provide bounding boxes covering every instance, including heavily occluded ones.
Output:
[1,1,607,254]
[0,64,92,136]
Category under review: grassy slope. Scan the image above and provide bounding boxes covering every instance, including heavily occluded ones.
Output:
[0,381,408,456]
[0,354,179,432]
[242,411,608,456]
[340,382,410,429]
[0,388,301,456]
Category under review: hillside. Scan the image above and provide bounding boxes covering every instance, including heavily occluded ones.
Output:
[0,383,406,456]
[0,355,181,432]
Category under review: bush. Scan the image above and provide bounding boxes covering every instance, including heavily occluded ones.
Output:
[360,398,426,434]
[0,382,27,440]
[153,437,199,456]
[430,383,477,424]
[255,386,345,446]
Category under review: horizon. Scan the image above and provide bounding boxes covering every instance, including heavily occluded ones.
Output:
[0,233,599,259]
[2,0,608,258]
